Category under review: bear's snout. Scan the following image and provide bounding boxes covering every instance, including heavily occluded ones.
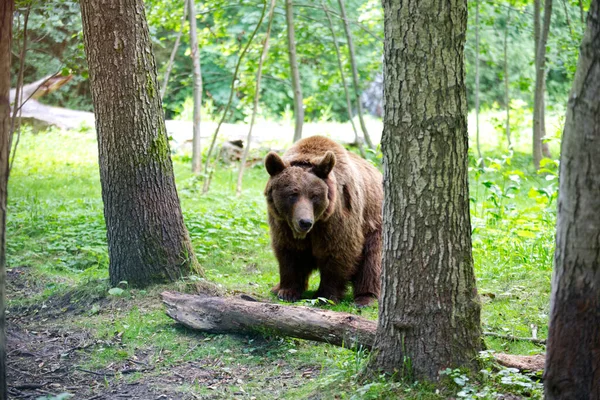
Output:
[298,219,313,231]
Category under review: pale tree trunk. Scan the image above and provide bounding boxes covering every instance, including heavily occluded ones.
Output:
[337,0,374,150]
[371,0,482,380]
[202,1,267,194]
[285,0,304,143]
[541,84,552,158]
[160,1,187,101]
[504,7,512,149]
[533,0,553,169]
[188,0,203,175]
[236,0,276,195]
[475,0,483,161]
[544,0,600,397]
[80,0,201,287]
[321,1,366,158]
[0,2,13,398]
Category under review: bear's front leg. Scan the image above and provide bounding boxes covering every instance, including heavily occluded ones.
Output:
[272,247,315,302]
[314,258,353,303]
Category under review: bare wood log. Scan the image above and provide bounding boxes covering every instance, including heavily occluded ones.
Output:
[9,74,93,130]
[161,291,377,350]
[163,291,549,373]
[494,353,546,372]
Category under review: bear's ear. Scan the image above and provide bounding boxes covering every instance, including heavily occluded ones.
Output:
[265,152,286,176]
[313,151,336,179]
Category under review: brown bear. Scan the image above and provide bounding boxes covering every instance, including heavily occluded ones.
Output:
[264,135,382,307]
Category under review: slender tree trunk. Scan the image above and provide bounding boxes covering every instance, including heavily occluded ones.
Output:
[8,4,28,173]
[504,7,512,149]
[370,0,481,380]
[202,0,268,194]
[0,2,13,398]
[285,0,303,143]
[236,0,276,195]
[475,0,483,161]
[160,1,187,100]
[579,0,585,23]
[321,1,366,158]
[561,0,574,36]
[544,1,600,397]
[533,0,553,169]
[337,0,374,149]
[541,86,551,158]
[188,0,203,175]
[80,0,201,287]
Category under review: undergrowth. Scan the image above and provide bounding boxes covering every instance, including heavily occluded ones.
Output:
[6,126,555,399]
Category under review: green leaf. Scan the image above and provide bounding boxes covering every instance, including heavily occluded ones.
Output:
[108,287,124,296]
[516,230,536,239]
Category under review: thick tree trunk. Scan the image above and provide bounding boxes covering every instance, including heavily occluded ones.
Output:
[162,292,376,350]
[80,0,201,287]
[0,3,13,398]
[371,0,481,380]
[285,0,304,143]
[504,7,512,149]
[236,0,276,195]
[544,1,600,397]
[321,1,366,158]
[475,0,483,161]
[188,0,203,175]
[337,0,374,149]
[160,2,187,101]
[533,0,553,169]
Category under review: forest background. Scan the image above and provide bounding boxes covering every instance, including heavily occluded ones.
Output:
[4,0,590,398]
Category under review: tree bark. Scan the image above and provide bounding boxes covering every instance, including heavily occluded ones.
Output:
[475,0,484,161]
[236,0,276,195]
[162,292,376,350]
[0,2,13,397]
[533,0,553,169]
[188,0,203,175]
[285,0,304,143]
[544,1,600,397]
[321,1,366,158]
[504,7,512,149]
[0,2,13,398]
[371,0,481,380]
[80,0,201,287]
[160,1,187,101]
[337,0,374,150]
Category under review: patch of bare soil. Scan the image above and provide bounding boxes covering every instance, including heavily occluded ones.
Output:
[6,267,319,399]
[6,268,191,399]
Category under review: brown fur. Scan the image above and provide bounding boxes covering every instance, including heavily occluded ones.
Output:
[264,136,382,307]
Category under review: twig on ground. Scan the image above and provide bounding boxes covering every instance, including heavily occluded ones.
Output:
[75,367,116,377]
[10,383,46,390]
[484,331,547,345]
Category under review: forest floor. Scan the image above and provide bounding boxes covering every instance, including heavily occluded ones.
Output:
[5,121,557,399]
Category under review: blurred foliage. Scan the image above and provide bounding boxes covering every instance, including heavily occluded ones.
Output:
[9,0,590,121]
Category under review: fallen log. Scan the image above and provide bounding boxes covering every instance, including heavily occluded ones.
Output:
[161,291,547,372]
[161,291,376,350]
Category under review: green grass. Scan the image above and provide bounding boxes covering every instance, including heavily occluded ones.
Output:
[6,125,555,399]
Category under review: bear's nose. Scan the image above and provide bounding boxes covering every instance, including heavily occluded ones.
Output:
[298,219,313,231]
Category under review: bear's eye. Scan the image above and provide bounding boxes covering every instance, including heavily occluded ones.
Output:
[288,193,298,201]
[310,193,320,201]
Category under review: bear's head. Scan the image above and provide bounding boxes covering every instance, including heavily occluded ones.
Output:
[264,151,337,239]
